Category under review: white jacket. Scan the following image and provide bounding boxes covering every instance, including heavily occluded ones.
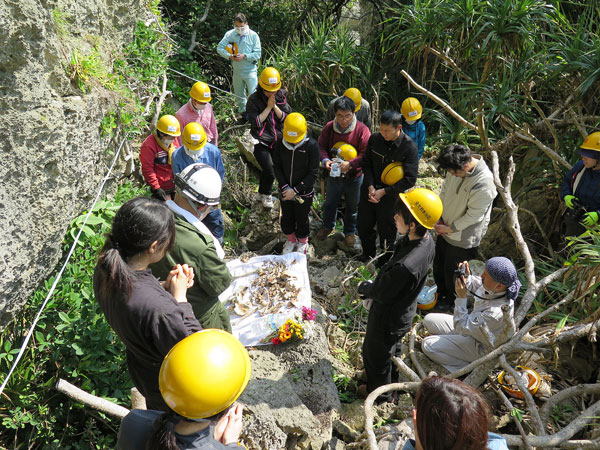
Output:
[440,155,497,248]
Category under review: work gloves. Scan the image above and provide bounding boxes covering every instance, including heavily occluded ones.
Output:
[582,211,599,226]
[564,195,577,209]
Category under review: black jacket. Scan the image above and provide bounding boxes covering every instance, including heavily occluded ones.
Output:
[362,233,435,329]
[94,268,202,411]
[246,88,292,148]
[362,132,418,195]
[273,136,321,197]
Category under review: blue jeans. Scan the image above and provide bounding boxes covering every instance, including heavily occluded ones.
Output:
[322,174,363,234]
[202,208,224,243]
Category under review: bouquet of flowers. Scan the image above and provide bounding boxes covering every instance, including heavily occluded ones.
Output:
[261,306,318,345]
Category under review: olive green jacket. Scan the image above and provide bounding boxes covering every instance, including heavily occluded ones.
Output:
[150,215,232,324]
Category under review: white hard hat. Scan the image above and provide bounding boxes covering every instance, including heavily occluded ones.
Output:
[175,163,221,206]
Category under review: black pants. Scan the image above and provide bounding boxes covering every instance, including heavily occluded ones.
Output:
[280,196,313,239]
[563,212,586,238]
[362,305,413,402]
[432,237,478,304]
[357,189,397,257]
[254,143,275,195]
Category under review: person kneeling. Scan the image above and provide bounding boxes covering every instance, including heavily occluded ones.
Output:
[116,329,250,450]
[422,257,519,372]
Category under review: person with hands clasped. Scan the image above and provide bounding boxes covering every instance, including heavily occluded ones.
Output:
[116,330,250,450]
[422,257,519,372]
[560,132,600,237]
[94,198,203,412]
[357,110,418,262]
[273,113,320,255]
[357,188,442,400]
[246,67,292,209]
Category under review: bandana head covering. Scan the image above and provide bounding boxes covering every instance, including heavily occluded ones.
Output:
[579,148,600,160]
[485,257,521,301]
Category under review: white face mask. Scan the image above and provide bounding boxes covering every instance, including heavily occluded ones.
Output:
[184,145,204,161]
[405,119,417,125]
[162,137,175,147]
[235,25,249,35]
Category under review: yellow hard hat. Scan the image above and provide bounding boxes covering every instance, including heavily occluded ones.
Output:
[283,113,307,144]
[182,122,208,151]
[343,88,362,112]
[417,289,438,310]
[333,142,357,161]
[381,162,404,185]
[190,81,212,103]
[225,42,239,55]
[580,132,600,152]
[156,115,181,137]
[259,67,281,92]
[398,188,443,229]
[497,366,541,399]
[159,329,251,419]
[401,97,423,121]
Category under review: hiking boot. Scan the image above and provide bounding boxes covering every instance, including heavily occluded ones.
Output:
[282,240,296,254]
[344,234,356,247]
[296,242,308,254]
[261,194,274,209]
[315,227,332,240]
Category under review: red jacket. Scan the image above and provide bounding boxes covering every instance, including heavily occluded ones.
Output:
[318,120,371,179]
[139,134,180,191]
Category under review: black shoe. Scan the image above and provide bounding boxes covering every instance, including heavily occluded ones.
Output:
[433,302,453,313]
[356,253,373,263]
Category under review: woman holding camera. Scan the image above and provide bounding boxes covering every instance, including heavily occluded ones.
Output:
[422,257,519,372]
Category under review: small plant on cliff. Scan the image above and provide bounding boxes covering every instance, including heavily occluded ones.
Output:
[68,47,115,93]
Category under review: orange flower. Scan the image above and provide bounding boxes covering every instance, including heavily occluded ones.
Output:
[283,331,292,340]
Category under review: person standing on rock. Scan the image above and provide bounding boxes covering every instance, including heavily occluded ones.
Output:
[151,164,232,332]
[316,96,371,249]
[357,188,442,401]
[94,197,202,412]
[116,330,250,450]
[217,12,261,119]
[273,113,320,255]
[421,257,518,373]
[140,115,182,201]
[246,67,292,209]
[325,87,372,130]
[433,144,497,312]
[176,81,219,145]
[171,122,226,243]
[357,110,418,263]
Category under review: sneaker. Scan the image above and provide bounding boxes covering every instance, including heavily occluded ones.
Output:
[296,242,308,254]
[344,234,356,247]
[315,227,332,240]
[282,240,296,254]
[261,194,274,209]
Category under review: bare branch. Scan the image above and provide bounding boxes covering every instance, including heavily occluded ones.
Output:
[400,70,478,132]
[188,0,213,53]
[514,131,571,170]
[409,323,427,379]
[392,356,421,382]
[151,72,170,130]
[426,47,472,81]
[539,384,600,424]
[56,379,129,419]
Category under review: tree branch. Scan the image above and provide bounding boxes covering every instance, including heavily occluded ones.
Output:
[187,0,212,53]
[56,378,129,419]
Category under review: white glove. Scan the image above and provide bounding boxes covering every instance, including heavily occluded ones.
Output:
[362,298,373,310]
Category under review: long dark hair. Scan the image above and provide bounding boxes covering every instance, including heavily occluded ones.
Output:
[415,376,489,450]
[95,197,175,302]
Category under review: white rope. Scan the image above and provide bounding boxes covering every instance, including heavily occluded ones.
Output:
[168,67,246,100]
[0,139,127,398]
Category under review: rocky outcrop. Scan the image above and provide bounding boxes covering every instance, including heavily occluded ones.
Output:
[0,0,145,328]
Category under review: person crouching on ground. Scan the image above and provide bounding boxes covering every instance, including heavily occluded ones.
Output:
[273,113,320,255]
[116,330,250,450]
[422,257,519,372]
[402,376,509,450]
[357,188,442,401]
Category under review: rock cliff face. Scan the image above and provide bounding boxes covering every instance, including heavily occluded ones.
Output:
[0,0,144,328]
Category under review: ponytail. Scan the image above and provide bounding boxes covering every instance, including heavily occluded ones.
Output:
[145,412,179,450]
[94,197,175,303]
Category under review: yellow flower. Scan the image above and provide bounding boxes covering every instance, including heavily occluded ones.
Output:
[283,331,292,340]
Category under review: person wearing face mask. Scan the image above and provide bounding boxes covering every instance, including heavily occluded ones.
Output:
[217,13,262,117]
[150,164,232,331]
[140,115,182,201]
[272,113,320,255]
[560,132,600,237]
[357,110,418,263]
[401,97,426,160]
[357,189,442,400]
[246,67,292,209]
[422,257,519,372]
[176,81,219,145]
[171,122,226,243]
